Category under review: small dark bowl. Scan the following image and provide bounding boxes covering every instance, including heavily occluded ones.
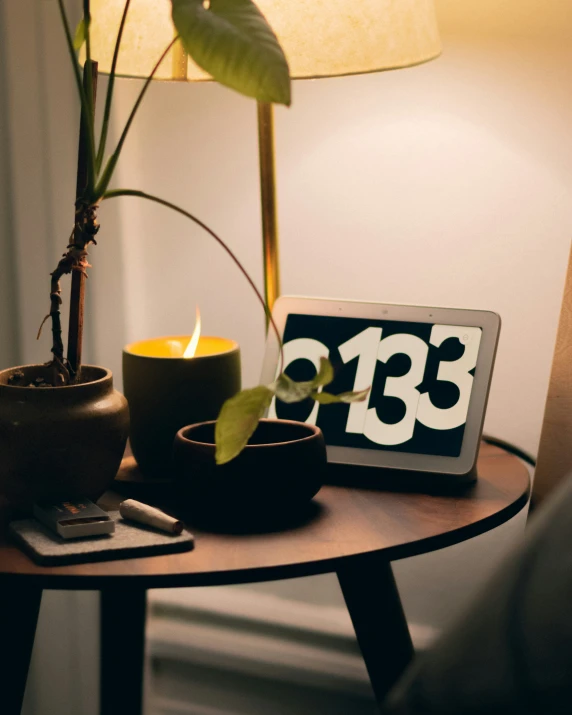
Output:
[173,419,326,523]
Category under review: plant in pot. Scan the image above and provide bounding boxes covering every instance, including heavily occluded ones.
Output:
[174,357,368,521]
[0,0,367,511]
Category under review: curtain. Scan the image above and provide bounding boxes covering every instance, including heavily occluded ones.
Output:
[0,3,100,714]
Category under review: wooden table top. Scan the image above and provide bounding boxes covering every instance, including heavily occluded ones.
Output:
[0,443,529,590]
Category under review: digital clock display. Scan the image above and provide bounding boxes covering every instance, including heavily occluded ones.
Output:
[269,314,483,458]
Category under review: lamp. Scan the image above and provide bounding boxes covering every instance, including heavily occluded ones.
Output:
[88,0,442,312]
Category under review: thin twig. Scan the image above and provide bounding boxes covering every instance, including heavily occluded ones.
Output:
[102,189,285,373]
[48,245,78,383]
[37,314,50,341]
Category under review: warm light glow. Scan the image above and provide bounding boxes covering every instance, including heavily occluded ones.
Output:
[87,0,442,81]
[125,335,237,358]
[183,307,202,358]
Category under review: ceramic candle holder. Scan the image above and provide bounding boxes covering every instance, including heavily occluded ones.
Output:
[123,336,240,479]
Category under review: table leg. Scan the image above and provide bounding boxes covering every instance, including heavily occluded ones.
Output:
[0,585,42,715]
[337,554,413,707]
[100,588,147,715]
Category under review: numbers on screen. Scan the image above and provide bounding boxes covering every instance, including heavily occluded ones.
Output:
[417,326,481,431]
[268,337,329,424]
[338,327,382,434]
[364,333,428,446]
[273,325,481,446]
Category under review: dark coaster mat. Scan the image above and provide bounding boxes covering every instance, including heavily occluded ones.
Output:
[9,510,194,566]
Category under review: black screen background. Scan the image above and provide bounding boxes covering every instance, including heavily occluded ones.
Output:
[274,314,479,458]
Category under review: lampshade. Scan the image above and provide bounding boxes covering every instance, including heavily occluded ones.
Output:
[87,0,442,81]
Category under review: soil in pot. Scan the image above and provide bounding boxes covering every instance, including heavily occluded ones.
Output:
[0,365,129,508]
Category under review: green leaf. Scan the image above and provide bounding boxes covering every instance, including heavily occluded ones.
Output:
[311,387,371,405]
[272,357,334,403]
[314,357,334,388]
[171,0,291,105]
[272,373,315,404]
[215,385,273,465]
[73,17,86,52]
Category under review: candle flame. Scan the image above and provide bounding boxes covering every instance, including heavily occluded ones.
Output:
[183,306,201,358]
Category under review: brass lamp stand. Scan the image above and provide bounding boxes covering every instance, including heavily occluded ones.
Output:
[257,102,280,317]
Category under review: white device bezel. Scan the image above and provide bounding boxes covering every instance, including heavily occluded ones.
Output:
[260,296,501,480]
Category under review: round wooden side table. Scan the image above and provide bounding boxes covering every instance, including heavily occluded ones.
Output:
[0,443,530,715]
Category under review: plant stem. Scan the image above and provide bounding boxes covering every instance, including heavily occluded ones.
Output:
[96,0,132,174]
[49,245,76,385]
[68,61,99,379]
[46,202,100,385]
[96,37,178,197]
[83,1,94,142]
[57,0,97,198]
[102,189,284,373]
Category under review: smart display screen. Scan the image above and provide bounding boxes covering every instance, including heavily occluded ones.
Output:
[270,314,483,458]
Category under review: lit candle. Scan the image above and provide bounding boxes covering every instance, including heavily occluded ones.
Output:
[123,310,241,479]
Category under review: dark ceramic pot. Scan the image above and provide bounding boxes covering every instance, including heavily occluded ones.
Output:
[0,365,129,508]
[173,419,326,521]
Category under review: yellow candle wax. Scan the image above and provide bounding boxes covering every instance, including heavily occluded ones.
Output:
[124,336,238,359]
